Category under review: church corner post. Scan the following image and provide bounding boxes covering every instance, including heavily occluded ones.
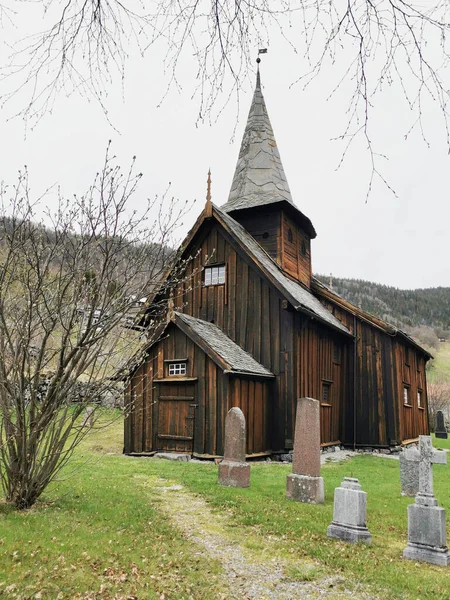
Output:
[218,407,251,488]
[286,397,324,504]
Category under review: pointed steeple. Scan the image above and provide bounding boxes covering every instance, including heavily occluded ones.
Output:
[221,62,293,213]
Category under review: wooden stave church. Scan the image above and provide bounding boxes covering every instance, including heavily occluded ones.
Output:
[124,68,431,458]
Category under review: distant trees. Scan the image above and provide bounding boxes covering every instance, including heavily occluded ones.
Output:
[316,275,450,333]
[0,148,190,509]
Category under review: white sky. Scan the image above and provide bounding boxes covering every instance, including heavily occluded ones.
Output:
[1,5,449,290]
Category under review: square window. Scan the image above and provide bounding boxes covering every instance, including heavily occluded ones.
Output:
[204,265,225,286]
[168,362,187,376]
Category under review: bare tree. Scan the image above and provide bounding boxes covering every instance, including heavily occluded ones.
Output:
[0,146,191,509]
[427,378,450,431]
[2,1,450,193]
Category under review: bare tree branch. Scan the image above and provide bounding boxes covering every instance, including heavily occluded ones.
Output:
[1,0,450,190]
[0,144,194,509]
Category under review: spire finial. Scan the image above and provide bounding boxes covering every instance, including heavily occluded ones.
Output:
[205,169,213,217]
[206,169,211,203]
[256,48,267,89]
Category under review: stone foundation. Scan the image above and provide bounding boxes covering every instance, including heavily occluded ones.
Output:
[218,460,250,488]
[327,522,372,544]
[403,502,450,566]
[286,473,324,504]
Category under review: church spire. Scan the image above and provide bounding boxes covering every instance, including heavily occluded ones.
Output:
[221,56,293,213]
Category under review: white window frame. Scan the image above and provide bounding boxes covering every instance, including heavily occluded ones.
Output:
[168,362,187,376]
[403,386,410,405]
[204,265,226,286]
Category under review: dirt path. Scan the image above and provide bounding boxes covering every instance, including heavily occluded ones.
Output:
[147,478,379,600]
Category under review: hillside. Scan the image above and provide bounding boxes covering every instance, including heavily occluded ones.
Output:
[315,275,450,333]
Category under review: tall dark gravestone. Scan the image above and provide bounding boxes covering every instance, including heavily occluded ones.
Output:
[435,411,448,439]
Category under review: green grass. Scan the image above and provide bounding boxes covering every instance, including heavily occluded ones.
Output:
[0,414,225,599]
[150,457,450,599]
[428,341,450,382]
[2,415,450,599]
[432,433,450,450]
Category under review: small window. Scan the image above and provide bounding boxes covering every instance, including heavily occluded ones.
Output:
[287,228,293,243]
[403,386,410,405]
[168,362,187,376]
[333,343,340,364]
[301,240,307,256]
[262,232,269,239]
[322,382,331,404]
[417,390,422,408]
[204,265,226,286]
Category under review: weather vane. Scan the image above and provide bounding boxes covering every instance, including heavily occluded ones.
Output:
[257,48,267,64]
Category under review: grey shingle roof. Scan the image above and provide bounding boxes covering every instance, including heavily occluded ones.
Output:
[221,70,293,213]
[174,312,274,377]
[215,207,351,336]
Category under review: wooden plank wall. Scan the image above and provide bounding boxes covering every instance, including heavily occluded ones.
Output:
[281,212,311,288]
[124,323,272,456]
[233,210,280,261]
[174,222,287,449]
[295,315,349,446]
[318,295,430,446]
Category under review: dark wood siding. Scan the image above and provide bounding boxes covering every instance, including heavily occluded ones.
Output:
[124,323,272,456]
[318,294,430,447]
[234,209,280,261]
[281,211,311,288]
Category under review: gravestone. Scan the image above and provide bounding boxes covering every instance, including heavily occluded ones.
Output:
[403,435,449,566]
[286,397,324,504]
[435,410,448,439]
[218,407,250,488]
[327,477,372,544]
[82,406,95,427]
[399,446,420,496]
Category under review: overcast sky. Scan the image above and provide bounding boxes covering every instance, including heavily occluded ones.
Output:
[1,5,449,290]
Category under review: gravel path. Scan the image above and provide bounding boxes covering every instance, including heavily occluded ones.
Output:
[149,478,379,600]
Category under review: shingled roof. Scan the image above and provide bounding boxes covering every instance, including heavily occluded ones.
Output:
[214,206,351,336]
[174,312,274,378]
[221,68,316,238]
[222,68,293,212]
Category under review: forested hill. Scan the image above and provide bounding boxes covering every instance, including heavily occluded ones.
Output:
[314,275,450,332]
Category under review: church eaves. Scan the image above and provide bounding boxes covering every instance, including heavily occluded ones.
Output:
[221,68,294,212]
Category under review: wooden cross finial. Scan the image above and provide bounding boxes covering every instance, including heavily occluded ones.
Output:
[205,169,213,217]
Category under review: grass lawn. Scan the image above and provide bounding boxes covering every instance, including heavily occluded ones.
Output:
[428,341,450,382]
[2,412,450,599]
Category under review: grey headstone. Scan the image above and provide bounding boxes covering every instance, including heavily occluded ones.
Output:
[403,436,450,566]
[327,477,372,544]
[436,410,448,439]
[218,407,250,488]
[399,446,419,496]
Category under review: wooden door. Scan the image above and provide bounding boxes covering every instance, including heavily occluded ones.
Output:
[156,382,196,452]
